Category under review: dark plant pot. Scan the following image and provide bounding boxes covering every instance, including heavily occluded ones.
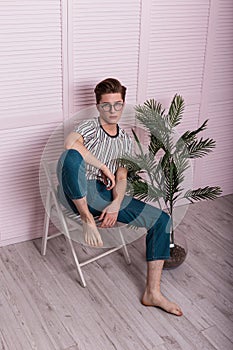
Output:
[163,230,188,269]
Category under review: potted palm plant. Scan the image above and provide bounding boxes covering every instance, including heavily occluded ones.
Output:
[121,95,222,268]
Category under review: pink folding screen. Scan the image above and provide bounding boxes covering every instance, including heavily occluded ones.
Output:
[0,0,232,246]
[0,1,64,245]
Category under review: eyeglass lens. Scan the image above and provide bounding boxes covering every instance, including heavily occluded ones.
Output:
[101,102,123,112]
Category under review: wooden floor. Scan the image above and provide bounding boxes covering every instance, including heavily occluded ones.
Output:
[0,195,233,350]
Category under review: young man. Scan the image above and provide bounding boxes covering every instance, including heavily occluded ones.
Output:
[57,78,183,316]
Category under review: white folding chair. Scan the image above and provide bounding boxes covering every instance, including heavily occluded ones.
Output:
[41,159,131,287]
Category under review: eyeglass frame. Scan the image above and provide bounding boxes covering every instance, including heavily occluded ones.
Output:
[97,102,124,112]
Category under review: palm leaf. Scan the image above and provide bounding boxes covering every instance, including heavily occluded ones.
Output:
[149,134,164,156]
[184,186,222,203]
[119,156,142,173]
[187,138,216,158]
[160,156,178,203]
[166,94,185,127]
[135,99,165,115]
[131,180,163,202]
[180,119,209,145]
[132,128,143,153]
[143,99,165,116]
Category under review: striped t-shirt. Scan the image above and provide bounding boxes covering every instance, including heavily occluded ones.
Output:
[75,118,132,181]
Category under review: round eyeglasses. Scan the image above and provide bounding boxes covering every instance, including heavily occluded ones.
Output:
[98,102,124,112]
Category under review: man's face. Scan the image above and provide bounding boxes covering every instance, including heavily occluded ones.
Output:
[97,93,124,125]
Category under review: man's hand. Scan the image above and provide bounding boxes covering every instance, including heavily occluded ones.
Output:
[100,164,115,190]
[98,200,120,227]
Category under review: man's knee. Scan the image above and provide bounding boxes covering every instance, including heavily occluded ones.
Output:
[159,211,171,233]
[56,149,86,198]
[61,149,84,170]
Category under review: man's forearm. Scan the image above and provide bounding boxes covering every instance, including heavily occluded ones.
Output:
[113,178,127,206]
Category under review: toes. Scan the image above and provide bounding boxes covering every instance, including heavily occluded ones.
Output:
[85,234,103,247]
[176,310,183,316]
[172,306,183,316]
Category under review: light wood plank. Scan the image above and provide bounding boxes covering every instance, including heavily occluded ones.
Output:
[0,290,32,350]
[0,246,74,350]
[196,298,233,342]
[202,325,233,350]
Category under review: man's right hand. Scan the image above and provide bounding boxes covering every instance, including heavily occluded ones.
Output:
[100,164,115,190]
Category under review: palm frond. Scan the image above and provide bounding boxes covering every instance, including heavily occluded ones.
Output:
[130,180,163,202]
[135,102,172,152]
[179,120,209,145]
[187,138,216,158]
[119,156,142,173]
[135,99,165,115]
[165,94,185,127]
[160,156,180,205]
[184,186,222,203]
[131,128,144,155]
[172,154,190,185]
[136,116,172,153]
[149,134,164,156]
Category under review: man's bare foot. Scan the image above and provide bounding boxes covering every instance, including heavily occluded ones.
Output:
[141,290,183,316]
[82,216,103,247]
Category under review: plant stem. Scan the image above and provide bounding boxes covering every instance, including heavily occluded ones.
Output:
[170,215,175,247]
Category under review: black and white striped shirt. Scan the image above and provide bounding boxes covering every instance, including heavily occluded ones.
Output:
[75,118,132,181]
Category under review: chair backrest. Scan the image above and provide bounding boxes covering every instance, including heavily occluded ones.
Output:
[42,159,59,193]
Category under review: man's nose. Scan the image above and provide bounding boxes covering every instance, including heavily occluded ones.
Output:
[109,105,114,113]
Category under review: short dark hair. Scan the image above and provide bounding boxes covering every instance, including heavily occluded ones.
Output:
[94,78,127,104]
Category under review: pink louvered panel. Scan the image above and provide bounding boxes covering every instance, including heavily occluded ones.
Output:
[145,0,210,101]
[199,0,233,195]
[0,1,65,245]
[0,1,63,129]
[211,0,233,99]
[0,123,64,246]
[138,0,211,193]
[200,100,233,195]
[69,0,141,113]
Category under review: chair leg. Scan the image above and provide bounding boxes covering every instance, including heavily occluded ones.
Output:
[118,225,131,265]
[53,198,87,287]
[41,191,51,256]
[64,235,87,288]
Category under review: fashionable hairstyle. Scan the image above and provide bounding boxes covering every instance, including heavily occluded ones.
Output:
[94,78,127,104]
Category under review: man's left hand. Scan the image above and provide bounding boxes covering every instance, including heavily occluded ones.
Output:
[98,201,120,228]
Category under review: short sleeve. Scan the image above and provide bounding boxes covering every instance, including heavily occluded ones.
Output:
[74,119,97,145]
